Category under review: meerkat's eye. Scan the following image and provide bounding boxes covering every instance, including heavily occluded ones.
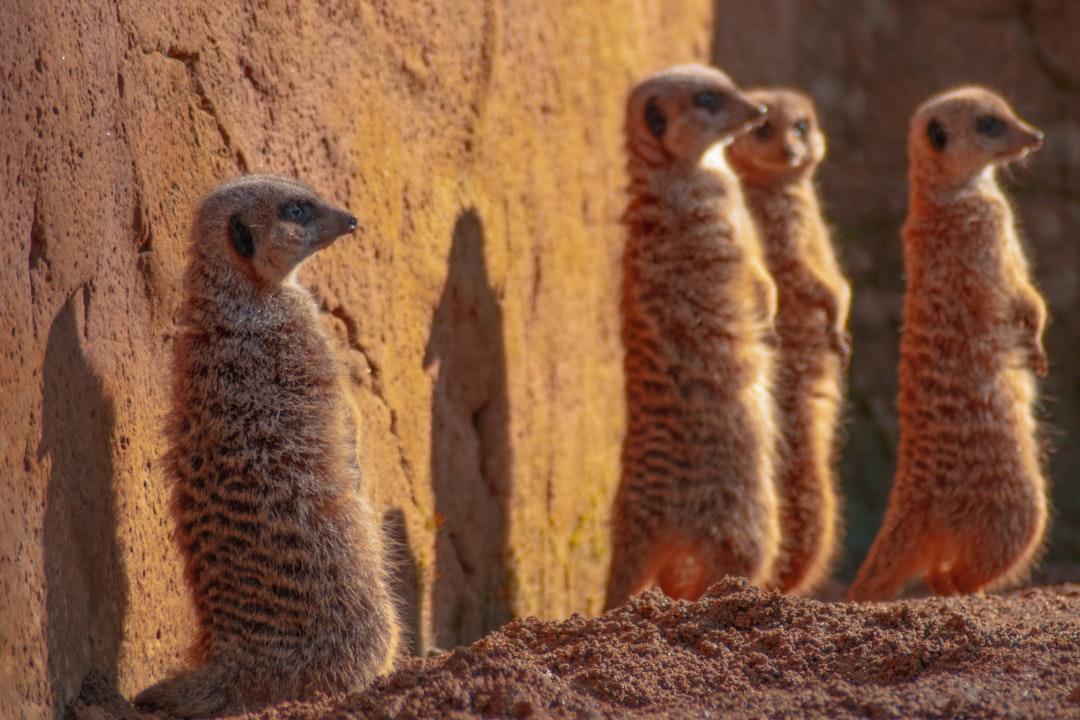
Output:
[692,91,724,113]
[793,119,810,137]
[975,115,1006,137]
[927,119,948,151]
[281,201,313,224]
[753,121,775,141]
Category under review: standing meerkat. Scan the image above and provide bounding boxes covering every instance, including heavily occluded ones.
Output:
[846,87,1048,602]
[604,64,780,610]
[727,88,851,596]
[134,175,400,716]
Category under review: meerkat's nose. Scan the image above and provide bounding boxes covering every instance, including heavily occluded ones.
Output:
[1027,129,1044,152]
[749,104,767,127]
[726,92,768,134]
[347,215,358,232]
[1015,120,1044,153]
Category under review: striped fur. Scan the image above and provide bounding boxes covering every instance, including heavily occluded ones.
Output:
[605,65,781,609]
[135,175,400,716]
[728,88,851,596]
[847,87,1049,602]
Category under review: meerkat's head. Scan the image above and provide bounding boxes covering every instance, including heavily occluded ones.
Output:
[727,88,825,182]
[909,86,1043,182]
[193,174,357,288]
[626,64,765,165]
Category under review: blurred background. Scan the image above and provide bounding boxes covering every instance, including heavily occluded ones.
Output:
[712,0,1080,577]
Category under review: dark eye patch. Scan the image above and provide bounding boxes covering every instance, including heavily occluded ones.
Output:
[693,91,724,113]
[976,115,1006,137]
[927,119,947,151]
[281,200,313,224]
[228,214,255,259]
[644,97,666,139]
[753,121,775,141]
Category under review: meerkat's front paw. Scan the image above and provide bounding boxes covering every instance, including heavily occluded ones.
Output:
[830,327,852,366]
[1031,346,1049,377]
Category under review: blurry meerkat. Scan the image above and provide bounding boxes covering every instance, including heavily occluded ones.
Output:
[604,64,780,610]
[727,88,851,596]
[134,175,401,717]
[846,86,1048,602]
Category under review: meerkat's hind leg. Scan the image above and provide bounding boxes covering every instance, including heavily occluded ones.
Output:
[132,662,237,719]
[653,537,763,601]
[605,540,711,608]
[655,543,711,601]
[924,561,961,596]
[941,532,1040,595]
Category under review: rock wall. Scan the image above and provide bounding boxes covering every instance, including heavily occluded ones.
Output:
[1,1,714,716]
[713,0,1080,574]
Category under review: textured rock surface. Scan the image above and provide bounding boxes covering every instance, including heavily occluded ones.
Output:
[0,0,714,717]
[68,579,1080,720]
[714,0,1080,574]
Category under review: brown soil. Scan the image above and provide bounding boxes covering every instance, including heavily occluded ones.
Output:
[72,578,1080,720]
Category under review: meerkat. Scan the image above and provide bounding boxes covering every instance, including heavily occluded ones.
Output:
[133,175,401,717]
[727,88,852,596]
[604,64,781,610]
[846,87,1048,602]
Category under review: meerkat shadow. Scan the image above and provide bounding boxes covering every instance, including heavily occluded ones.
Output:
[40,286,129,710]
[423,208,513,648]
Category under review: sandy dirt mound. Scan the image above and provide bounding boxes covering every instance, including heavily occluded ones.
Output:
[73,578,1080,719]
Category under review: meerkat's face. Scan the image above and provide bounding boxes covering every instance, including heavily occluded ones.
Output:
[196,174,357,287]
[727,88,825,181]
[910,86,1043,181]
[627,64,765,164]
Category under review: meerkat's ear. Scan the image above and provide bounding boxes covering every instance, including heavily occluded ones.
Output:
[645,97,666,139]
[926,119,947,152]
[229,214,256,259]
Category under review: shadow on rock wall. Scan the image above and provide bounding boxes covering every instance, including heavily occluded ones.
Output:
[41,286,129,711]
[424,209,513,649]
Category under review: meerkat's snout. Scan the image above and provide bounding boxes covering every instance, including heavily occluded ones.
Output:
[723,92,767,135]
[998,120,1043,164]
[316,206,359,247]
[329,208,358,236]
[1017,123,1044,155]
[745,100,768,127]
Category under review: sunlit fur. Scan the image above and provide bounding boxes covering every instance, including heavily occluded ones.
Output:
[729,88,852,596]
[605,65,780,609]
[134,175,401,716]
[847,87,1049,602]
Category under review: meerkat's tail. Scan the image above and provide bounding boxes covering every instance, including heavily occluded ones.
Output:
[845,512,926,603]
[133,662,238,719]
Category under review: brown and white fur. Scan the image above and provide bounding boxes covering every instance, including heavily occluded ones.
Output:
[605,65,780,609]
[728,88,851,596]
[846,86,1048,602]
[134,175,401,716]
